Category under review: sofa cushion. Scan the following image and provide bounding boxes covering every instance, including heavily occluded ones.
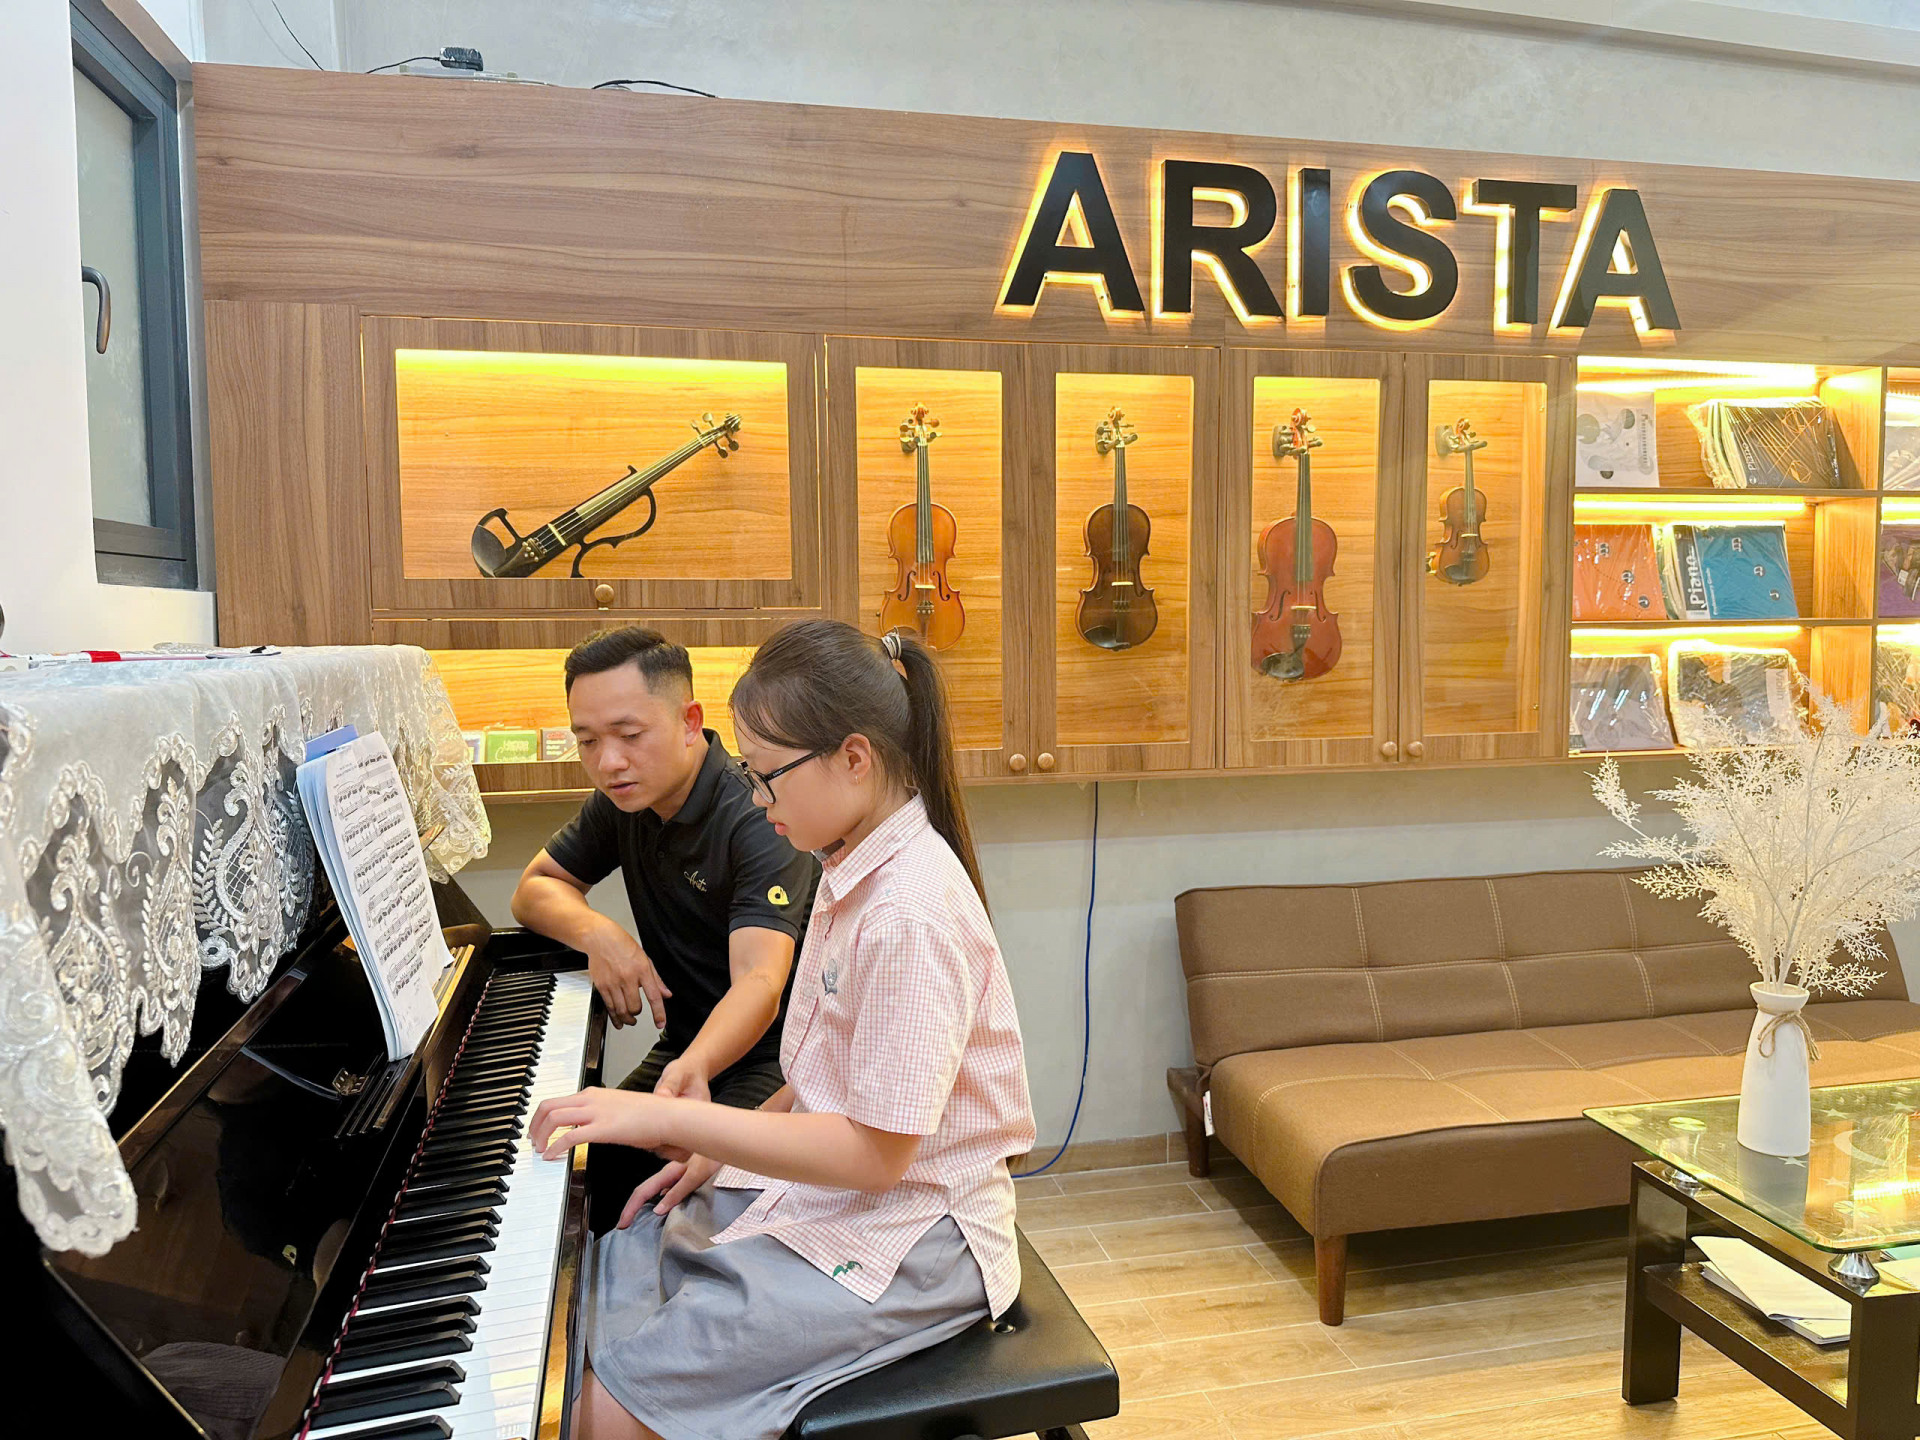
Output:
[1211,999,1920,1237]
[1175,869,1907,1065]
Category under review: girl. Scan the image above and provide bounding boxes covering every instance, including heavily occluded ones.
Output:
[531,620,1035,1440]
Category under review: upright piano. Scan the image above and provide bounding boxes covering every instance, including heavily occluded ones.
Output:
[4,877,606,1440]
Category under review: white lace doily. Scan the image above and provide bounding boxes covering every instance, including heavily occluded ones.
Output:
[0,646,490,1256]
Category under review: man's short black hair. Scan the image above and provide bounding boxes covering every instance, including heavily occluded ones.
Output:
[564,625,695,697]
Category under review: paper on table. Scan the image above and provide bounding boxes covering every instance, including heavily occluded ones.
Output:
[297,732,451,1058]
[1695,1236,1851,1345]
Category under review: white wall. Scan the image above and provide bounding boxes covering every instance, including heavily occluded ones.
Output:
[1,0,214,654]
[173,0,1920,1146]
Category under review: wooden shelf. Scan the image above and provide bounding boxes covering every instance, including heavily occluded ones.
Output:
[1571,618,1874,630]
[1574,486,1871,501]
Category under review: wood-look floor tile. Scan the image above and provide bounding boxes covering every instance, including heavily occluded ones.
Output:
[1012,1133,1174,1174]
[1055,1158,1248,1196]
[1020,1182,1214,1231]
[1115,1321,1355,1400]
[1326,1281,1622,1368]
[1192,1173,1279,1212]
[1014,1174,1063,1198]
[1254,1240,1628,1320]
[1055,1244,1276,1307]
[1148,1278,1321,1341]
[1083,1297,1167,1350]
[1095,1204,1309,1260]
[1341,1209,1627,1270]
[1401,1362,1808,1440]
[1085,1393,1233,1439]
[1026,1225,1107,1265]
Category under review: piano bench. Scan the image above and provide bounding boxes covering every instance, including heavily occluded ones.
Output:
[783,1230,1120,1440]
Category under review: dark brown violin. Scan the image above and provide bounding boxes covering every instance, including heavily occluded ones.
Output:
[879,405,965,650]
[1251,408,1342,681]
[1430,417,1491,586]
[1077,407,1159,651]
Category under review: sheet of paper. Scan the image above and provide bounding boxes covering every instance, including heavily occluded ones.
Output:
[1695,1237,1852,1322]
[299,732,451,1058]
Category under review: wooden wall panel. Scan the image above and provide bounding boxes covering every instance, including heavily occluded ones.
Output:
[206,299,369,646]
[194,64,1920,366]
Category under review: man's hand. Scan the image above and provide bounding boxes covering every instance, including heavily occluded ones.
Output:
[583,925,670,1030]
[618,1154,720,1225]
[532,1086,672,1159]
[654,1054,711,1105]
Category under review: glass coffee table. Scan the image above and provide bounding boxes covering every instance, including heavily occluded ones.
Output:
[1590,1081,1920,1440]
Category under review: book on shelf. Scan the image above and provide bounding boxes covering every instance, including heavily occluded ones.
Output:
[1573,523,1664,620]
[1669,642,1803,747]
[1687,397,1842,490]
[1878,523,1920,620]
[1655,523,1798,620]
[1694,1237,1850,1346]
[296,727,455,1060]
[1569,653,1674,752]
[1885,394,1920,491]
[1575,390,1659,487]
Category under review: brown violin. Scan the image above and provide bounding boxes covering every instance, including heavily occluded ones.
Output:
[1076,408,1159,651]
[1430,417,1491,586]
[879,404,965,650]
[1251,408,1342,681]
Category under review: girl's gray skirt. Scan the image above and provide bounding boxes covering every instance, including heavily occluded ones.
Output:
[587,1185,989,1440]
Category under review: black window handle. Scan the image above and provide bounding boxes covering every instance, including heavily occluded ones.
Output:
[81,265,110,354]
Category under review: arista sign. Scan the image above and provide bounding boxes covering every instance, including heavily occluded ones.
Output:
[997,151,1680,337]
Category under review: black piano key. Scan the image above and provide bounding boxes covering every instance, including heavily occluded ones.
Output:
[450,1042,542,1065]
[344,1297,480,1338]
[408,1163,511,1194]
[442,1065,538,1093]
[362,1257,490,1306]
[413,1146,515,1180]
[428,1114,525,1139]
[383,1210,500,1245]
[379,1229,496,1266]
[396,1185,509,1222]
[389,1201,500,1232]
[439,1083,532,1109]
[335,1323,476,1373]
[314,1363,465,1427]
[309,1418,452,1440]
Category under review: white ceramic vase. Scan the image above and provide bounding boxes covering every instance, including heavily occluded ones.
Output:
[1737,981,1812,1157]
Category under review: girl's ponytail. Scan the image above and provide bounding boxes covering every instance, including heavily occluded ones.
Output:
[887,629,985,902]
[731,619,987,903]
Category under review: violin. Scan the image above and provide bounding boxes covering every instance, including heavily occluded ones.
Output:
[1251,408,1342,681]
[1430,417,1491,586]
[879,404,965,650]
[1076,408,1159,651]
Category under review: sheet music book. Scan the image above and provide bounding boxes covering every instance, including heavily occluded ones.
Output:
[1687,397,1842,490]
[1656,523,1798,620]
[1575,390,1659,487]
[1695,1237,1851,1345]
[296,731,453,1059]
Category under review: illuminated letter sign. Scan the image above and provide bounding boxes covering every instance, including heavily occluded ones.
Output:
[1155,160,1282,320]
[1551,186,1681,334]
[1342,170,1458,329]
[1464,178,1578,328]
[999,150,1144,315]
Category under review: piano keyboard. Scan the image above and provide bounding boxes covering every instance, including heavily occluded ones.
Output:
[305,968,595,1440]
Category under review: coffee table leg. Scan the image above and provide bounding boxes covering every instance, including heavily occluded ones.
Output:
[1847,1289,1920,1440]
[1623,1167,1686,1404]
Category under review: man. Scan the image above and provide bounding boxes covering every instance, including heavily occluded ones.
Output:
[512,626,817,1228]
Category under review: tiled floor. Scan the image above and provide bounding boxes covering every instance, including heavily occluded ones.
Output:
[1017,1160,1826,1440]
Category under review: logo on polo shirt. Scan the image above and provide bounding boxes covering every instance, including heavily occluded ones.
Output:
[768,884,789,906]
[684,870,708,892]
[831,1260,863,1279]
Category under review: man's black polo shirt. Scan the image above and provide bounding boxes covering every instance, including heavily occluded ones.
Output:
[544,731,818,1070]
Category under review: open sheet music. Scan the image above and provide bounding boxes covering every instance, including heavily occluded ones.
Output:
[297,731,452,1058]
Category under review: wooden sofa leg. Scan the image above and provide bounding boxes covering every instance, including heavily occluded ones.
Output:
[1315,1235,1348,1326]
[1166,1066,1211,1177]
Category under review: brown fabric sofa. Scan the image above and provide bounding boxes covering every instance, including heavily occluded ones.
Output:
[1170,867,1920,1325]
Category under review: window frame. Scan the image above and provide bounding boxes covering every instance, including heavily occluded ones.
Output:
[71,0,196,588]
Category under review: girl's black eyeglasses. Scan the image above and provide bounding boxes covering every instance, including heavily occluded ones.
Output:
[737,750,828,805]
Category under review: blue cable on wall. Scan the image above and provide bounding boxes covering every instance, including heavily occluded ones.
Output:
[1014,782,1096,1179]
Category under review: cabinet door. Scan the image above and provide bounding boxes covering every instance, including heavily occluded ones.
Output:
[363,317,823,616]
[1023,345,1219,777]
[1223,349,1403,768]
[1398,354,1574,764]
[823,338,1031,779]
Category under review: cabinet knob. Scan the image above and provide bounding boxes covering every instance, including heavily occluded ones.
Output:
[1407,740,1426,759]
[1380,740,1398,760]
[1036,752,1057,773]
[592,583,615,609]
[1007,753,1029,774]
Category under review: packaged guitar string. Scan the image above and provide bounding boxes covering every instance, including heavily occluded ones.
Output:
[1569,653,1675,752]
[1653,523,1798,620]
[1878,525,1920,620]
[1668,641,1803,747]
[1876,638,1920,736]
[1573,524,1663,620]
[1686,397,1842,490]
[1575,390,1659,487]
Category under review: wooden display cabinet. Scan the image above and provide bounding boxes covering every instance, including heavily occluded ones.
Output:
[1024,345,1221,776]
[823,338,1032,779]
[1400,354,1575,765]
[1221,350,1402,769]
[361,317,824,616]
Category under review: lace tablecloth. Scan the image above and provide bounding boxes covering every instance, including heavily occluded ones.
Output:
[0,646,490,1256]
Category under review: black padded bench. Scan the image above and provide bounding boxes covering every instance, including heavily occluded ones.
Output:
[784,1231,1120,1440]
